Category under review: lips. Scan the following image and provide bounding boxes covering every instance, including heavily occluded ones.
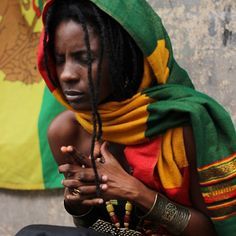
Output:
[63,90,85,102]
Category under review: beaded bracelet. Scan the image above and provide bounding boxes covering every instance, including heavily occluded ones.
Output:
[140,194,191,235]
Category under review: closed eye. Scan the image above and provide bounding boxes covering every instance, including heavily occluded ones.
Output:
[54,54,65,66]
[72,52,96,65]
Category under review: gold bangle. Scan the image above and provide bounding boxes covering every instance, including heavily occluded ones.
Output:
[141,194,191,235]
[140,193,158,218]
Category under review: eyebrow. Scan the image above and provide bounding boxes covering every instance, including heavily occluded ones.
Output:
[54,49,93,56]
[71,50,88,56]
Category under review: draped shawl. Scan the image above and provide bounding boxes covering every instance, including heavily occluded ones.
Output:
[38,0,236,234]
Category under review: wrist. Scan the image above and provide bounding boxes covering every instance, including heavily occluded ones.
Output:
[140,193,191,235]
[64,200,93,217]
[127,176,156,210]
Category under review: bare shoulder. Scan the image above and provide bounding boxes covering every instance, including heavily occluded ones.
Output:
[47,110,80,165]
[48,110,78,142]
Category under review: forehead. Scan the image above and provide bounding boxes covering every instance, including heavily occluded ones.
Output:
[54,20,99,52]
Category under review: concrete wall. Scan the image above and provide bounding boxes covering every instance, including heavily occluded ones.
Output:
[149,0,236,122]
[1,1,235,235]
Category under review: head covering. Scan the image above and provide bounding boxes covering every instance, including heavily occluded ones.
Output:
[38,0,236,234]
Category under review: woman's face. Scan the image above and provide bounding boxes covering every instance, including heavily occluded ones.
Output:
[54,20,111,110]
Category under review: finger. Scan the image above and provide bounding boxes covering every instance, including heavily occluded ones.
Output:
[78,185,99,195]
[81,198,104,206]
[65,191,103,206]
[62,178,102,190]
[79,169,103,182]
[100,141,112,161]
[93,141,102,158]
[62,179,81,188]
[61,166,104,183]
[61,145,90,167]
[69,146,91,167]
[58,163,80,174]
[101,175,108,182]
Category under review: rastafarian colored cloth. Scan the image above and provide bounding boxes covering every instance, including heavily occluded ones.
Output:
[38,0,236,234]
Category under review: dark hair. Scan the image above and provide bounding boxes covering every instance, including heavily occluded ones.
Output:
[43,0,144,195]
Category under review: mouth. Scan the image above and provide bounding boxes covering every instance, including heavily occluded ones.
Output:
[63,90,85,102]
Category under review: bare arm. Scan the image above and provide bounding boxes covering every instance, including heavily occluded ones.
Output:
[62,138,217,235]
[49,113,216,234]
[181,126,216,235]
[47,110,96,217]
[129,127,216,235]
[95,127,217,235]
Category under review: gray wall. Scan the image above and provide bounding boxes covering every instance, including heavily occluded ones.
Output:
[1,1,235,235]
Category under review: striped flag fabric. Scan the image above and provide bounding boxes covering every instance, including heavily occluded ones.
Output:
[0,0,64,190]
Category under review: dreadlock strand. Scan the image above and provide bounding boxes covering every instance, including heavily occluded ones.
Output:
[91,5,105,140]
[127,38,138,94]
[75,4,101,197]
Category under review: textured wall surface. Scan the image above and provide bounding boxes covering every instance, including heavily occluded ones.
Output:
[0,1,235,235]
[149,0,236,122]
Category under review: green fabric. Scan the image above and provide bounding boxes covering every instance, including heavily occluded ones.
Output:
[89,0,236,235]
[38,87,65,188]
[90,0,193,88]
[144,84,236,165]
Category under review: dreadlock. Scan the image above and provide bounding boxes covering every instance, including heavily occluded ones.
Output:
[43,0,144,196]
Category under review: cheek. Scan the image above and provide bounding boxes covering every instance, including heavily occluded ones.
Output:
[55,67,62,78]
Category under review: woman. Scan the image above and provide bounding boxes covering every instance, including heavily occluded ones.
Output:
[17,0,236,235]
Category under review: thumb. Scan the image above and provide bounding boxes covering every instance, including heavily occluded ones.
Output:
[93,141,102,158]
[100,141,111,161]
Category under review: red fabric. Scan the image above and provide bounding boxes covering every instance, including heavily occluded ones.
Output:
[124,137,162,190]
[124,136,191,206]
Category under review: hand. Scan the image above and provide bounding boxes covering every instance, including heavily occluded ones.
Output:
[60,142,157,215]
[60,141,101,166]
[59,142,104,207]
[95,142,139,201]
[59,141,139,204]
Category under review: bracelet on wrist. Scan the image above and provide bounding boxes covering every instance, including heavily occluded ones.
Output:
[140,193,191,235]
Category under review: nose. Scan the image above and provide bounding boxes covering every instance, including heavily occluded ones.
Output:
[59,60,79,83]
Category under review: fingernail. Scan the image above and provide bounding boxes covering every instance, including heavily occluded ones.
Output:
[101,184,107,190]
[102,175,108,181]
[98,199,104,204]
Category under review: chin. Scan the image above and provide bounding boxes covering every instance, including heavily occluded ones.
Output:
[70,103,90,111]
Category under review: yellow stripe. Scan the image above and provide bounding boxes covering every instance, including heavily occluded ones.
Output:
[53,89,71,109]
[158,127,189,189]
[212,212,236,221]
[208,198,236,210]
[198,154,236,186]
[198,153,236,171]
[147,39,170,84]
[138,59,153,90]
[75,93,153,145]
[52,87,152,144]
[200,172,236,186]
[202,185,236,199]
[0,74,44,189]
